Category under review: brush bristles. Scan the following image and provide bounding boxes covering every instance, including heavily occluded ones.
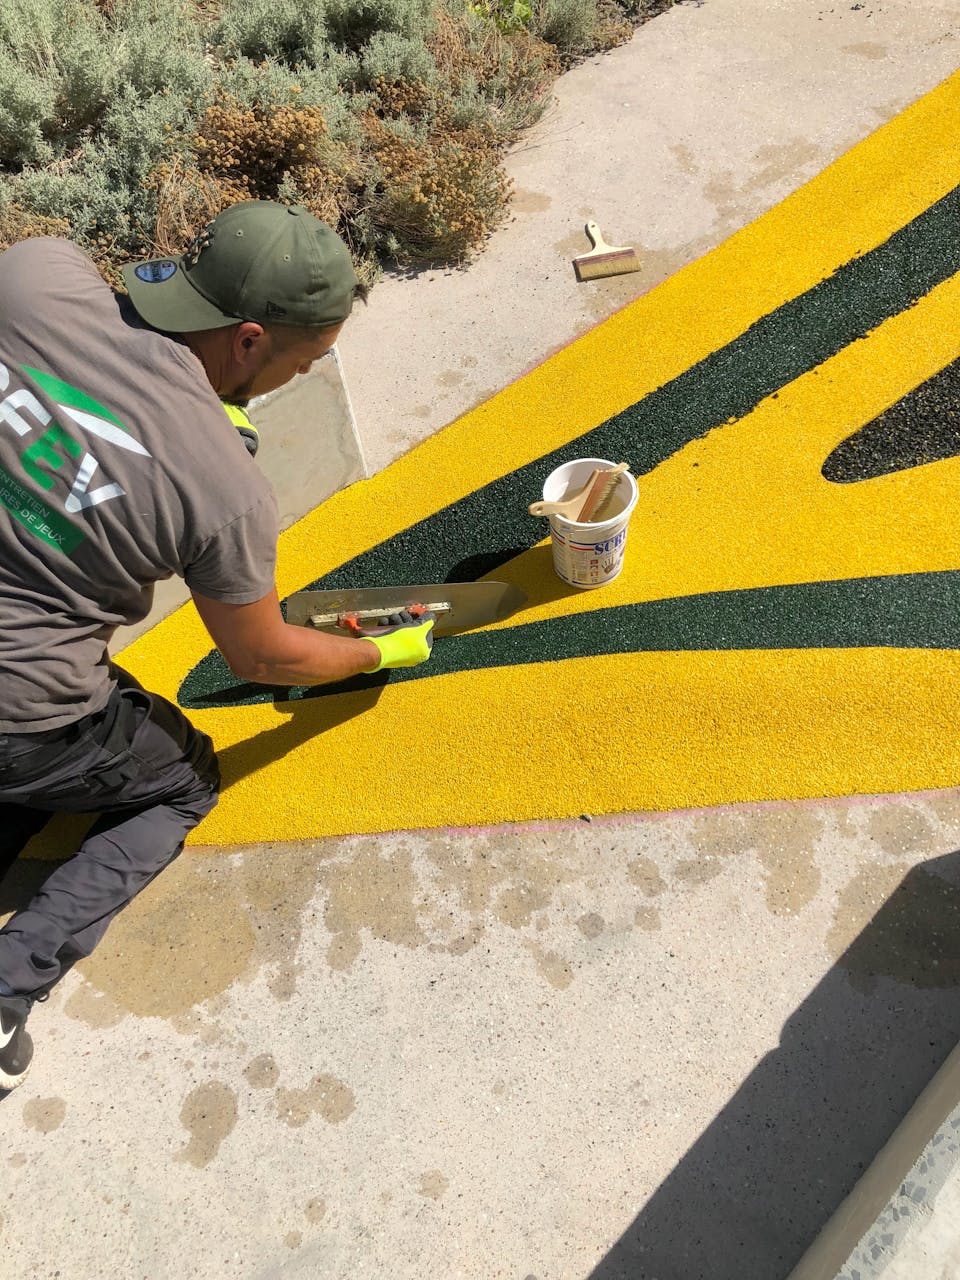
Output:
[574,250,641,281]
[578,474,618,521]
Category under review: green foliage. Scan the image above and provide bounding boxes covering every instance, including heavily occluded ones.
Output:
[360,31,436,86]
[531,0,599,57]
[212,0,331,68]
[115,3,211,99]
[324,0,435,51]
[55,26,117,133]
[0,0,672,279]
[13,85,198,251]
[215,54,362,143]
[0,0,81,77]
[0,50,51,167]
[467,1,531,34]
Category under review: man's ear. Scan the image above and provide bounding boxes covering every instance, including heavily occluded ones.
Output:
[233,321,267,364]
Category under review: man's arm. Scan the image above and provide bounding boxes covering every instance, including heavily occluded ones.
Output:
[191,587,380,686]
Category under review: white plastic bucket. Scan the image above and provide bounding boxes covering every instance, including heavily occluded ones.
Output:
[542,457,638,589]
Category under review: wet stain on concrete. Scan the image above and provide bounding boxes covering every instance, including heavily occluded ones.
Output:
[175,1081,238,1168]
[76,846,324,1018]
[76,857,254,1018]
[525,940,574,989]
[468,386,499,412]
[634,906,662,932]
[275,1073,355,1127]
[553,223,652,321]
[512,188,552,214]
[244,1054,280,1089]
[409,404,432,419]
[865,805,935,856]
[418,1170,449,1199]
[496,883,550,928]
[169,1008,226,1043]
[8,1153,27,1167]
[692,809,823,915]
[829,801,862,842]
[916,791,960,825]
[64,982,127,1029]
[424,833,517,915]
[284,1232,302,1249]
[579,267,648,322]
[423,830,576,932]
[235,846,326,1001]
[304,1197,327,1223]
[872,97,909,124]
[439,922,485,957]
[842,42,887,59]
[437,369,466,388]
[320,846,426,971]
[670,143,698,175]
[707,140,823,215]
[673,856,722,887]
[827,862,960,991]
[22,1097,66,1134]
[627,856,666,897]
[577,911,605,939]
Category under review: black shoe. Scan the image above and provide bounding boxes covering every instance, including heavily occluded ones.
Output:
[0,994,35,1090]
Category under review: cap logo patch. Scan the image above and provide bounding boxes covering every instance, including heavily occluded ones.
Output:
[264,301,288,318]
[183,223,214,268]
[135,260,177,283]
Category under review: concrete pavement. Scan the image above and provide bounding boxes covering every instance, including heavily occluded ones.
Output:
[4,2,960,1277]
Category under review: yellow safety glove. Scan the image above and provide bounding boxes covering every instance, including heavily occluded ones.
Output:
[222,401,260,457]
[350,609,436,672]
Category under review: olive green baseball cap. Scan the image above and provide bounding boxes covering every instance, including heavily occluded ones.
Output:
[122,201,359,333]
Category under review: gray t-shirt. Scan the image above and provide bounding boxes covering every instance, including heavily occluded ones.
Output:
[0,238,279,731]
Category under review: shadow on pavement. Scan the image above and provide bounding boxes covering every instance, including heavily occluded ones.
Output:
[589,851,960,1280]
[0,683,385,914]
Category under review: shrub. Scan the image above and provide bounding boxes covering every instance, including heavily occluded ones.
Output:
[467,1,531,35]
[360,30,437,86]
[0,52,52,167]
[115,5,211,100]
[211,0,331,69]
[215,49,364,144]
[324,0,435,51]
[0,0,675,282]
[429,9,558,140]
[362,113,509,264]
[531,0,599,58]
[195,98,347,210]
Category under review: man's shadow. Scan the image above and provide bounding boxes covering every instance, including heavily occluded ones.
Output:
[588,849,960,1280]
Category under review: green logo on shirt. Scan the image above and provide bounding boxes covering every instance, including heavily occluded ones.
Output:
[0,363,152,552]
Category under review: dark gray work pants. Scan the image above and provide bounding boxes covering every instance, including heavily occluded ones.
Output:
[0,667,220,995]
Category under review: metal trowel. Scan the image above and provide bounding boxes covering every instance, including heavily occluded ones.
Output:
[284,581,527,635]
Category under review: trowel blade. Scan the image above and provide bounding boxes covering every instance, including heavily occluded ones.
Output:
[283,581,527,636]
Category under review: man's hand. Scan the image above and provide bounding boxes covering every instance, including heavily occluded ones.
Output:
[191,587,382,686]
[351,609,436,671]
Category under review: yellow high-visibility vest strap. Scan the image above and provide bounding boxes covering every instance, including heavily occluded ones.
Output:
[222,401,260,457]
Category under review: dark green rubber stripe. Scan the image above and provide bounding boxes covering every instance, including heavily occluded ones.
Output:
[823,353,960,481]
[182,570,960,707]
[179,185,960,710]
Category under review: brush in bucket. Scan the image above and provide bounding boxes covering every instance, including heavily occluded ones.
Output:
[528,462,630,523]
[532,458,639,589]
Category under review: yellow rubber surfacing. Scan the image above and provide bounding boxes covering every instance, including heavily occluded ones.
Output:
[115,72,960,843]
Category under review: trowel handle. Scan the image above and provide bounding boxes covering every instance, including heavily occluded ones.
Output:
[336,602,435,635]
